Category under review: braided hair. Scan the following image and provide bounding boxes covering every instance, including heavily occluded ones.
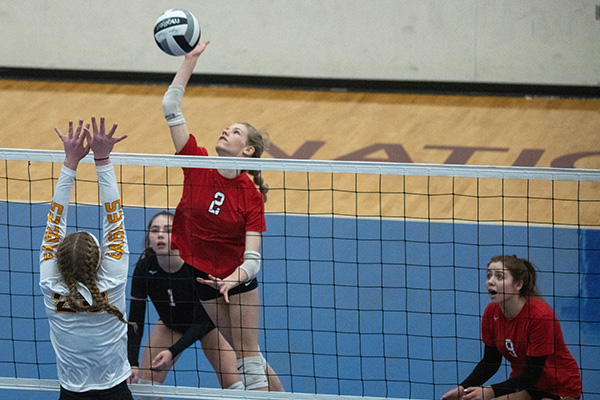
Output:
[56,231,129,323]
[488,254,540,298]
[242,122,269,202]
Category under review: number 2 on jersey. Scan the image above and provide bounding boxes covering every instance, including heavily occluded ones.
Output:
[208,192,225,215]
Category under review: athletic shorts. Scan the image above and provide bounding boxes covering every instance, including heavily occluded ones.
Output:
[526,388,579,400]
[161,300,216,337]
[59,379,133,400]
[193,268,259,301]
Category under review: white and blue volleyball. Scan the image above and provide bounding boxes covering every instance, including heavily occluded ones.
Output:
[154,9,201,56]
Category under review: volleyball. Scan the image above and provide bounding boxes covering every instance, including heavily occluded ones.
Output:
[154,9,201,56]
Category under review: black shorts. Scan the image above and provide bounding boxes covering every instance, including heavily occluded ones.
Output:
[526,388,578,400]
[161,302,216,339]
[59,379,133,400]
[193,269,259,301]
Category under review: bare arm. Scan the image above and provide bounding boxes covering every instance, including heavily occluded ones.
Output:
[196,231,262,303]
[163,41,210,153]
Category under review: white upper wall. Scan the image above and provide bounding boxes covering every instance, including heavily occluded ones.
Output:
[1,0,598,85]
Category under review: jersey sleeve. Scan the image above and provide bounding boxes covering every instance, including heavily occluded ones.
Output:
[168,301,216,358]
[39,165,76,281]
[460,345,502,389]
[490,355,547,397]
[176,134,208,157]
[176,135,208,184]
[481,304,495,347]
[96,163,129,282]
[130,257,149,299]
[127,297,147,367]
[245,185,266,233]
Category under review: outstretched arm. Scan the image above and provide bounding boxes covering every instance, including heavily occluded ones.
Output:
[87,117,129,272]
[127,296,146,383]
[40,120,90,276]
[163,40,210,153]
[55,120,90,170]
[86,116,127,166]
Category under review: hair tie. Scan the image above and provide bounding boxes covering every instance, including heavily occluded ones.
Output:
[76,282,93,305]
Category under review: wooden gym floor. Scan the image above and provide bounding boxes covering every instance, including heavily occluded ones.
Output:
[1,79,599,167]
[1,79,599,225]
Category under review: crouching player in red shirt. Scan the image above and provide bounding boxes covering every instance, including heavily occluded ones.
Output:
[441,255,582,400]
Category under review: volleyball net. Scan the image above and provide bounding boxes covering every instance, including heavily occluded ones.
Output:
[1,148,599,399]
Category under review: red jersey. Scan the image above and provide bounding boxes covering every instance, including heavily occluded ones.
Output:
[482,297,582,398]
[171,135,266,279]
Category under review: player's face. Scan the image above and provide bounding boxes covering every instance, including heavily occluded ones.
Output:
[148,215,173,255]
[215,123,255,157]
[486,261,522,304]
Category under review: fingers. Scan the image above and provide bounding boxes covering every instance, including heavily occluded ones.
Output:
[86,117,126,158]
[196,276,231,302]
[151,357,164,369]
[129,367,139,384]
[73,120,84,138]
[90,116,101,134]
[151,353,171,371]
[462,387,477,400]
[68,120,74,138]
[186,40,210,59]
[196,277,213,286]
[54,127,65,142]
[106,122,117,137]
[83,125,92,142]
[113,134,128,143]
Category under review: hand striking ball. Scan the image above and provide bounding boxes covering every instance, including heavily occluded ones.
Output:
[154,9,201,56]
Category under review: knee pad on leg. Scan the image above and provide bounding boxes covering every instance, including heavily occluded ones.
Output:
[226,380,245,390]
[237,355,268,390]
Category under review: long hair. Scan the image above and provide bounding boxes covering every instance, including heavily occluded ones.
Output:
[242,122,269,202]
[56,231,128,323]
[488,254,540,298]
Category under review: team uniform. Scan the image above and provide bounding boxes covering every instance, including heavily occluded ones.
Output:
[127,255,217,366]
[480,297,582,399]
[171,134,266,293]
[39,164,130,395]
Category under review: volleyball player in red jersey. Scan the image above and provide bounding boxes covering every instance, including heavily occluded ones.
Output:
[161,40,283,392]
[441,255,581,400]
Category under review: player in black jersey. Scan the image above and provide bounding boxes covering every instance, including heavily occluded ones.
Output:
[127,211,243,393]
[127,211,283,395]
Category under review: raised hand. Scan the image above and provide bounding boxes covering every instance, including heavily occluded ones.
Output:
[86,116,127,163]
[55,120,91,170]
[184,40,210,60]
